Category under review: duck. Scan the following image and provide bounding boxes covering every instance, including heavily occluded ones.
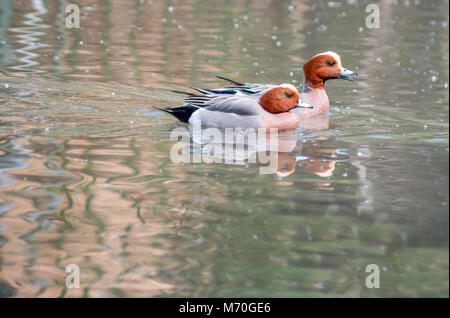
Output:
[157,84,313,131]
[201,51,357,120]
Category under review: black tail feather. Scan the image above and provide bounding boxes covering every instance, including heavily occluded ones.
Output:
[216,75,245,86]
[171,89,202,97]
[191,87,212,95]
[154,105,199,123]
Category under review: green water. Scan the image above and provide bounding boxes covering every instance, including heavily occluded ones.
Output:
[0,0,448,297]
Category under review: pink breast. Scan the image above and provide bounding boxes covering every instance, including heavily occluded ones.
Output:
[260,113,300,131]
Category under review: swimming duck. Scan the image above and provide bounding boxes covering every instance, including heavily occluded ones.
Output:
[157,84,312,131]
[202,51,357,119]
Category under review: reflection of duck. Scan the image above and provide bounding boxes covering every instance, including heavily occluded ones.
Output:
[187,127,301,175]
[254,115,338,178]
[298,138,337,178]
[256,134,339,178]
[274,153,297,178]
[175,116,338,178]
[157,84,312,130]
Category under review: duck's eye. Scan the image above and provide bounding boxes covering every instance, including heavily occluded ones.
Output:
[327,61,335,66]
[284,92,293,98]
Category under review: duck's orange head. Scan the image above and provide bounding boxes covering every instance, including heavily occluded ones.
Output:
[303,51,357,88]
[259,84,312,113]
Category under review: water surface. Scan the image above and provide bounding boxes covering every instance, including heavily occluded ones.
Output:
[0,0,448,297]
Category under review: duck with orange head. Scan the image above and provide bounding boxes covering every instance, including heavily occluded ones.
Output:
[156,84,312,131]
[298,51,357,119]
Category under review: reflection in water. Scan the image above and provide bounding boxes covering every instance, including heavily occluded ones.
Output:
[173,115,338,178]
[0,0,448,297]
[7,0,49,73]
[0,131,347,297]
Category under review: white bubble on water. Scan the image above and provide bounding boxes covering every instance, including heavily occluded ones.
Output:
[328,1,342,8]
